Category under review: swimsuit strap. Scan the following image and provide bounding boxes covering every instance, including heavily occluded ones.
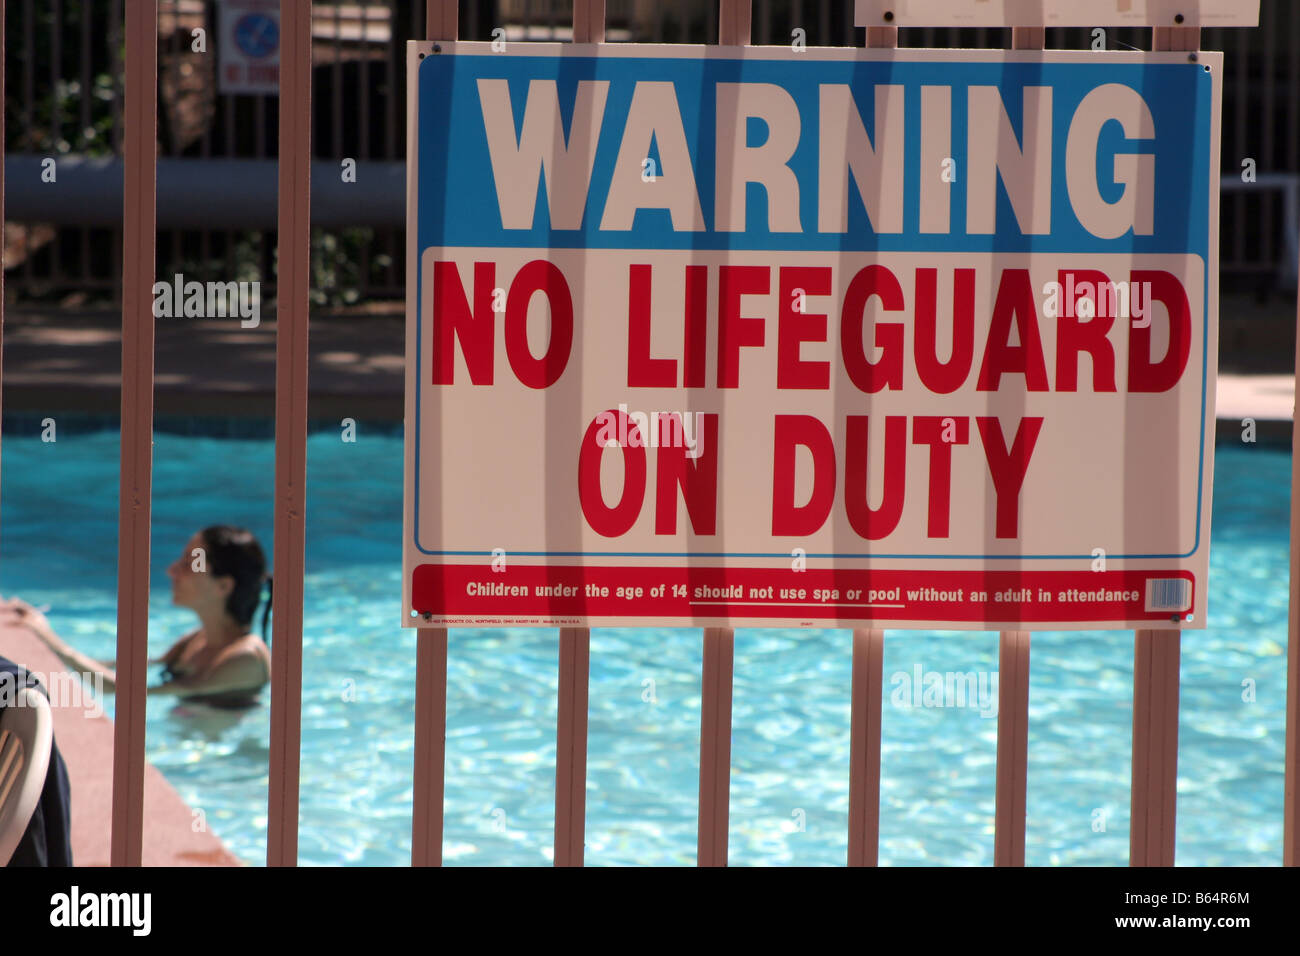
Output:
[161,632,268,689]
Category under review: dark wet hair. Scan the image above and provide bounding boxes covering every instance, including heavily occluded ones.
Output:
[199,525,272,645]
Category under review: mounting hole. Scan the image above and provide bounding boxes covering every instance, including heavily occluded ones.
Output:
[1174,14,1185,24]
[410,609,418,617]
[1203,64,1211,72]
[433,43,442,53]
[883,11,894,22]
[418,52,425,59]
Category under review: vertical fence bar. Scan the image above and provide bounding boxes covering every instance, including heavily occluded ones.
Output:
[20,0,32,146]
[385,0,402,293]
[110,0,157,868]
[256,87,268,158]
[167,8,182,291]
[695,0,749,869]
[359,3,372,298]
[426,0,455,41]
[1235,26,1249,272]
[848,629,884,865]
[574,0,605,43]
[552,0,604,869]
[79,0,91,285]
[411,0,458,869]
[1,0,6,564]
[845,20,896,869]
[1289,5,1299,178]
[266,0,312,868]
[1130,628,1180,865]
[1261,3,1275,273]
[994,630,1031,865]
[333,2,344,159]
[988,24,1043,873]
[411,625,447,867]
[1286,0,1300,862]
[698,627,734,866]
[110,0,123,303]
[554,629,591,865]
[1287,239,1300,867]
[1127,22,1199,869]
[22,0,33,287]
[224,42,236,154]
[718,0,749,50]
[198,0,212,279]
[386,0,399,161]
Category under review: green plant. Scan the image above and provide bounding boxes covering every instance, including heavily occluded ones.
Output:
[308,227,392,307]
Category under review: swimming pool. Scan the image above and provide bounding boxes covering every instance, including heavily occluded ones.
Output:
[0,416,1289,865]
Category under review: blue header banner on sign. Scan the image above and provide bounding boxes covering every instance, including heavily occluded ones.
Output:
[415,45,1213,258]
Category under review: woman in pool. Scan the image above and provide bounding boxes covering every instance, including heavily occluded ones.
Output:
[2,525,272,710]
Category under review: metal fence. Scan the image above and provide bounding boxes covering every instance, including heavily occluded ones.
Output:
[1,0,1298,868]
[4,0,1299,304]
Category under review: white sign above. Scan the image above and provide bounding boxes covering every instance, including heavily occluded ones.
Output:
[855,0,1259,28]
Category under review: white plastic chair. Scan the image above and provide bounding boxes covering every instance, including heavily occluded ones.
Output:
[0,687,54,866]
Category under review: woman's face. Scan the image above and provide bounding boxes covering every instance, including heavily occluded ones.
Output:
[166,533,232,612]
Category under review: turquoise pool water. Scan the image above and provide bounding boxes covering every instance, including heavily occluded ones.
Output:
[0,419,1289,866]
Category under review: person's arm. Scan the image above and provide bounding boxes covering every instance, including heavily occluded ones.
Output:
[41,627,121,690]
[0,601,119,688]
[147,653,265,699]
[2,598,174,693]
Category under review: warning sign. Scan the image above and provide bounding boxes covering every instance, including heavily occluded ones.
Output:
[402,43,1221,630]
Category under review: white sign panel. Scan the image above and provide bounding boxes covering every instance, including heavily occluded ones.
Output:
[855,0,1259,27]
[218,0,281,96]
[403,44,1221,631]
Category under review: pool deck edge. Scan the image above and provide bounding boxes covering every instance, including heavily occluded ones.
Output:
[1,308,1294,436]
[0,622,244,867]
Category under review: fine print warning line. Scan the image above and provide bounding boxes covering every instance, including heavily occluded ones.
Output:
[690,601,907,608]
[410,564,1196,626]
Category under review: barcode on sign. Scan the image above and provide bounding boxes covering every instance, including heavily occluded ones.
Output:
[1146,578,1191,613]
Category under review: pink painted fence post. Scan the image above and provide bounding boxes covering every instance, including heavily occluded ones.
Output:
[988,26,1044,872]
[411,0,458,869]
[847,18,897,870]
[1287,230,1300,867]
[0,0,6,566]
[266,0,312,867]
[1127,22,1201,870]
[695,0,751,869]
[552,0,607,871]
[110,0,158,868]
